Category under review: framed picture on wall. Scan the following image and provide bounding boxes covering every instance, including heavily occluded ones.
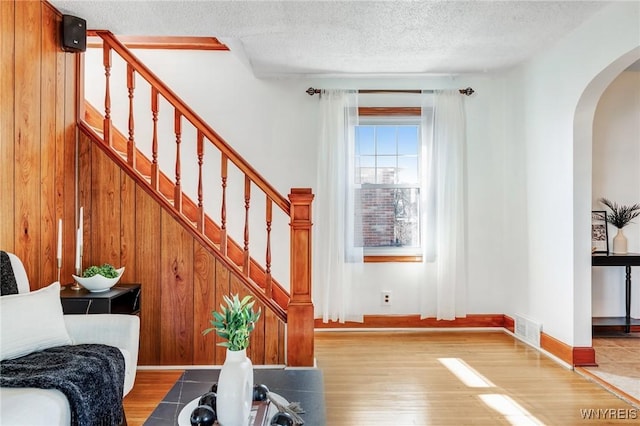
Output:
[591,211,609,254]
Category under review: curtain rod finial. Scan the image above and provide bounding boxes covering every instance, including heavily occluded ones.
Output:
[306,87,320,96]
[459,87,474,96]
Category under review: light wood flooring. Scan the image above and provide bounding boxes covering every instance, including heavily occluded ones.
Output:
[579,334,640,404]
[124,331,639,425]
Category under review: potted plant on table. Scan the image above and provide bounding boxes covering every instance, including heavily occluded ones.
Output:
[203,294,261,426]
[600,198,640,254]
[72,263,124,292]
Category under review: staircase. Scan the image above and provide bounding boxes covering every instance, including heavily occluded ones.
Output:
[78,31,314,367]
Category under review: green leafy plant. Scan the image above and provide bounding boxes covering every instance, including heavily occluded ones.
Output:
[82,263,119,278]
[600,198,640,229]
[203,294,261,351]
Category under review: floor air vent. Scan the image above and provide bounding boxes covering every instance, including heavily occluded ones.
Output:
[514,314,542,347]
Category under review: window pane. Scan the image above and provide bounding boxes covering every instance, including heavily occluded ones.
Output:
[376,156,397,184]
[356,126,375,155]
[357,187,420,248]
[398,126,418,154]
[397,156,418,184]
[358,155,376,184]
[376,127,396,155]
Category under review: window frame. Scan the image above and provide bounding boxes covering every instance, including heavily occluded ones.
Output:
[355,107,424,263]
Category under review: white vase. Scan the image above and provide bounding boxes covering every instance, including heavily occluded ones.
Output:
[612,228,628,254]
[216,348,253,426]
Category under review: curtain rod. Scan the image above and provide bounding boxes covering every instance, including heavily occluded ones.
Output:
[305,87,475,96]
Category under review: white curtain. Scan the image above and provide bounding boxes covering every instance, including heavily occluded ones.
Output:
[314,90,364,323]
[420,90,468,320]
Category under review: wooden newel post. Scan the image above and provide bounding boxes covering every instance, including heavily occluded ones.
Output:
[287,188,314,367]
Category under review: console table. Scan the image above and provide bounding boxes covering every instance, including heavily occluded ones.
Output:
[592,253,640,333]
[60,283,141,315]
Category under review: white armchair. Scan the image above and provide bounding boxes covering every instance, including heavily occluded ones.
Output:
[0,252,140,426]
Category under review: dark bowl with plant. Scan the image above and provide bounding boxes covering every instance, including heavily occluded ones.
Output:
[203,294,261,351]
[600,198,640,229]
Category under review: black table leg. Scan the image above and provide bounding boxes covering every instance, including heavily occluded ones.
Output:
[625,265,631,333]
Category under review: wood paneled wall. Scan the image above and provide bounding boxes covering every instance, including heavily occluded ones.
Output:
[0,1,78,288]
[78,132,286,365]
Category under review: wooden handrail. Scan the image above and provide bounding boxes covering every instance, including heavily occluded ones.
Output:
[93,31,290,215]
[87,33,230,51]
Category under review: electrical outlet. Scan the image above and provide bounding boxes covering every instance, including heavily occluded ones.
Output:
[381,291,392,306]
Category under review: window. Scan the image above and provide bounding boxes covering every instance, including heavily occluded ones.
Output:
[353,111,425,261]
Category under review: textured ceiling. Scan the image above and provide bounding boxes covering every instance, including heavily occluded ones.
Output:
[49,0,612,77]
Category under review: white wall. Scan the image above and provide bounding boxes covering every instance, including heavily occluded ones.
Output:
[592,70,640,318]
[500,1,640,347]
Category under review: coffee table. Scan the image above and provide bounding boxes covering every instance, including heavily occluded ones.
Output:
[143,368,326,425]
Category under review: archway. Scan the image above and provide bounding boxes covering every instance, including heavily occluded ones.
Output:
[573,46,640,358]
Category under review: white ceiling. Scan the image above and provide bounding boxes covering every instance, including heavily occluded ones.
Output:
[49,0,614,77]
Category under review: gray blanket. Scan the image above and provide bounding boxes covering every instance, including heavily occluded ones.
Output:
[0,251,18,295]
[0,344,125,426]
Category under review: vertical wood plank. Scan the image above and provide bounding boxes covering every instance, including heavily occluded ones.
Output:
[90,142,121,268]
[62,44,77,283]
[278,321,285,365]
[249,298,266,364]
[120,173,136,281]
[14,0,41,287]
[160,210,194,364]
[52,6,68,283]
[39,2,57,286]
[263,309,281,365]
[135,185,161,365]
[214,257,230,364]
[0,0,16,251]
[193,243,216,364]
[77,135,93,282]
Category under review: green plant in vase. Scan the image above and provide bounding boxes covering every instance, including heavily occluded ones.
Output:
[203,294,261,425]
[600,198,640,254]
[203,294,261,350]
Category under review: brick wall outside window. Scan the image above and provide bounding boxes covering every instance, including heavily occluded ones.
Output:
[355,168,420,248]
